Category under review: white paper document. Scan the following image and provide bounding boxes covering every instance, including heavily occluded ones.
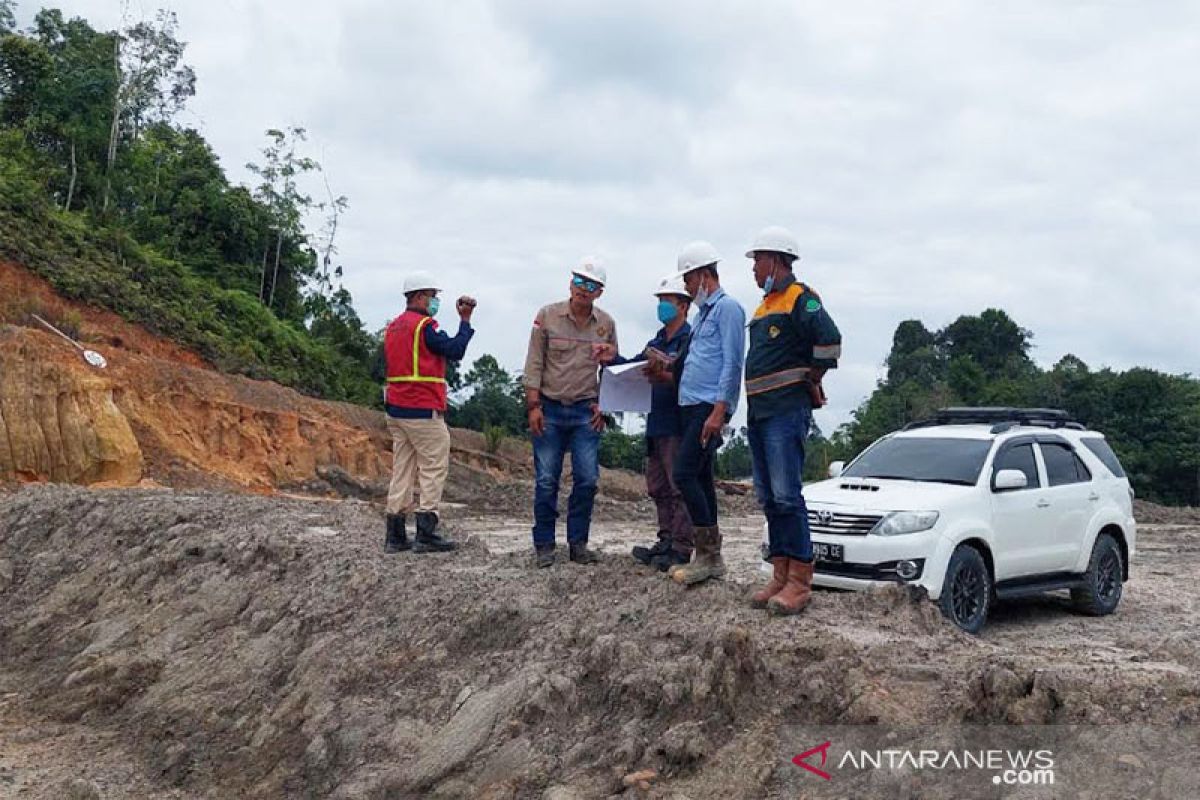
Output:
[599,362,652,414]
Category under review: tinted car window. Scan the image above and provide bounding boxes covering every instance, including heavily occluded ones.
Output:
[993,443,1039,489]
[843,437,992,486]
[1081,437,1126,478]
[1041,442,1091,486]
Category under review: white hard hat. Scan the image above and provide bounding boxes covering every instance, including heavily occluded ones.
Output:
[745,226,801,260]
[402,271,441,294]
[675,240,721,276]
[653,273,691,300]
[573,256,607,286]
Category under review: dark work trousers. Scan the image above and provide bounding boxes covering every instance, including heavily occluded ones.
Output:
[672,403,723,529]
[645,435,695,554]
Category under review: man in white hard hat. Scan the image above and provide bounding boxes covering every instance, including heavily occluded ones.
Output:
[595,274,695,571]
[382,271,477,554]
[522,257,618,568]
[666,241,746,586]
[743,226,841,615]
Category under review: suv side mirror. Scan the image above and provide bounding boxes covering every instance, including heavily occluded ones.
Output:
[993,469,1028,492]
[828,461,845,479]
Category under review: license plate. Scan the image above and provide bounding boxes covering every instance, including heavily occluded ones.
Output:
[813,542,843,563]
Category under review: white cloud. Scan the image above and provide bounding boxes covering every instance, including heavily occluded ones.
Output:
[21,0,1200,430]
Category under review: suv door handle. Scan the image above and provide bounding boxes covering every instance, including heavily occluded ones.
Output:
[1036,500,1051,508]
[1088,493,1100,502]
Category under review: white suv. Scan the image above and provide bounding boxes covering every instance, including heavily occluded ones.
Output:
[761,408,1136,633]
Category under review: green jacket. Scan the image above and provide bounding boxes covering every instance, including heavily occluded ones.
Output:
[745,274,841,422]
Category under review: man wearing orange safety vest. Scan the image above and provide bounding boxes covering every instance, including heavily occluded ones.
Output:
[383,271,476,554]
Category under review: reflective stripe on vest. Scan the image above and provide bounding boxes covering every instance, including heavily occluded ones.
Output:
[385,317,447,384]
[745,366,811,396]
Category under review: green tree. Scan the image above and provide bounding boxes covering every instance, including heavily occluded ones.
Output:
[0,5,378,408]
[1,1,17,35]
[599,429,645,472]
[937,308,1033,376]
[886,320,943,386]
[450,355,527,435]
[246,126,320,314]
[101,9,195,212]
[2,10,118,210]
[715,429,752,479]
[834,314,1200,506]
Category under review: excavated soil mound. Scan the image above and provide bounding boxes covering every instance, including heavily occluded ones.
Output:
[3,487,1199,798]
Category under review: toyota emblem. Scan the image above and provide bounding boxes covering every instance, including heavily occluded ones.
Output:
[816,510,834,525]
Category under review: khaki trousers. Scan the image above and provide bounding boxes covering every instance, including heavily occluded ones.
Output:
[386,415,451,515]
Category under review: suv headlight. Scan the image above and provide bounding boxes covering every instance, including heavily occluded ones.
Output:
[871,511,940,536]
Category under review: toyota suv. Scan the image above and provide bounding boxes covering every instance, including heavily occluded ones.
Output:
[761,408,1136,633]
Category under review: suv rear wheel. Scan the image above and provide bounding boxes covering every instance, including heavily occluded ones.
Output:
[938,545,991,634]
[1071,532,1123,616]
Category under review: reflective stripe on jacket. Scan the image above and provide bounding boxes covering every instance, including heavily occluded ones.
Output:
[385,310,448,410]
[745,275,841,421]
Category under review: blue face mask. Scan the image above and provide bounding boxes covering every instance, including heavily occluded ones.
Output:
[657,299,678,324]
[427,296,441,316]
[763,274,776,294]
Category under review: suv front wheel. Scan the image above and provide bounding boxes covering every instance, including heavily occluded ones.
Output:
[938,545,991,634]
[1071,532,1123,616]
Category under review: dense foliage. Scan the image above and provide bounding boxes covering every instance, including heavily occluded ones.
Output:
[826,310,1200,506]
[0,4,378,403]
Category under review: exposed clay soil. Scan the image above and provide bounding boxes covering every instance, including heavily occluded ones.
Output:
[2,485,1199,799]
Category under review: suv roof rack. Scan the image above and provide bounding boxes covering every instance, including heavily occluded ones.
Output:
[902,407,1086,433]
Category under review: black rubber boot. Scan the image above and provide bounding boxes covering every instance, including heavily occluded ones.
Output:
[413,511,456,553]
[650,549,690,573]
[569,541,600,565]
[631,540,671,565]
[535,545,556,568]
[385,514,410,553]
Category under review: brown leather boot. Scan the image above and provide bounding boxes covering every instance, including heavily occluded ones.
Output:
[672,526,726,585]
[750,556,790,608]
[768,558,813,615]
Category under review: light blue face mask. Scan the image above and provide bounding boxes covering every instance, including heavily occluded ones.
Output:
[427,296,441,316]
[657,299,678,324]
[763,274,776,294]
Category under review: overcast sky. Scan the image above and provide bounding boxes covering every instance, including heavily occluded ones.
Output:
[19,0,1200,429]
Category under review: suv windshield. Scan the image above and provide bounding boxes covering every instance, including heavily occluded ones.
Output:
[843,437,992,486]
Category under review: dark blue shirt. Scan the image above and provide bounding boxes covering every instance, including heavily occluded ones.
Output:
[612,321,691,439]
[423,318,474,360]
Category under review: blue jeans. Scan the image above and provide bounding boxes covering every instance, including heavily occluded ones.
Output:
[748,407,813,561]
[672,403,722,528]
[531,399,600,548]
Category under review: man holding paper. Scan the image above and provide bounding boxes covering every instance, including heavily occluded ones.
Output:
[595,274,695,571]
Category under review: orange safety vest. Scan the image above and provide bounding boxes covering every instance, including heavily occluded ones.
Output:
[384,310,448,411]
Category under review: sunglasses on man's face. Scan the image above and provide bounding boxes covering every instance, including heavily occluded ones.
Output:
[572,275,602,293]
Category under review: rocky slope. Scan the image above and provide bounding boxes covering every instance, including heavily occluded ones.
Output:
[0,260,549,497]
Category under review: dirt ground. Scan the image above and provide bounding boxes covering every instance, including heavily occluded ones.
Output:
[1,485,1199,799]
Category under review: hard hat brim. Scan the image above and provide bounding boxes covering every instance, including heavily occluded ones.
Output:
[670,262,718,281]
[571,270,605,287]
[745,248,801,260]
